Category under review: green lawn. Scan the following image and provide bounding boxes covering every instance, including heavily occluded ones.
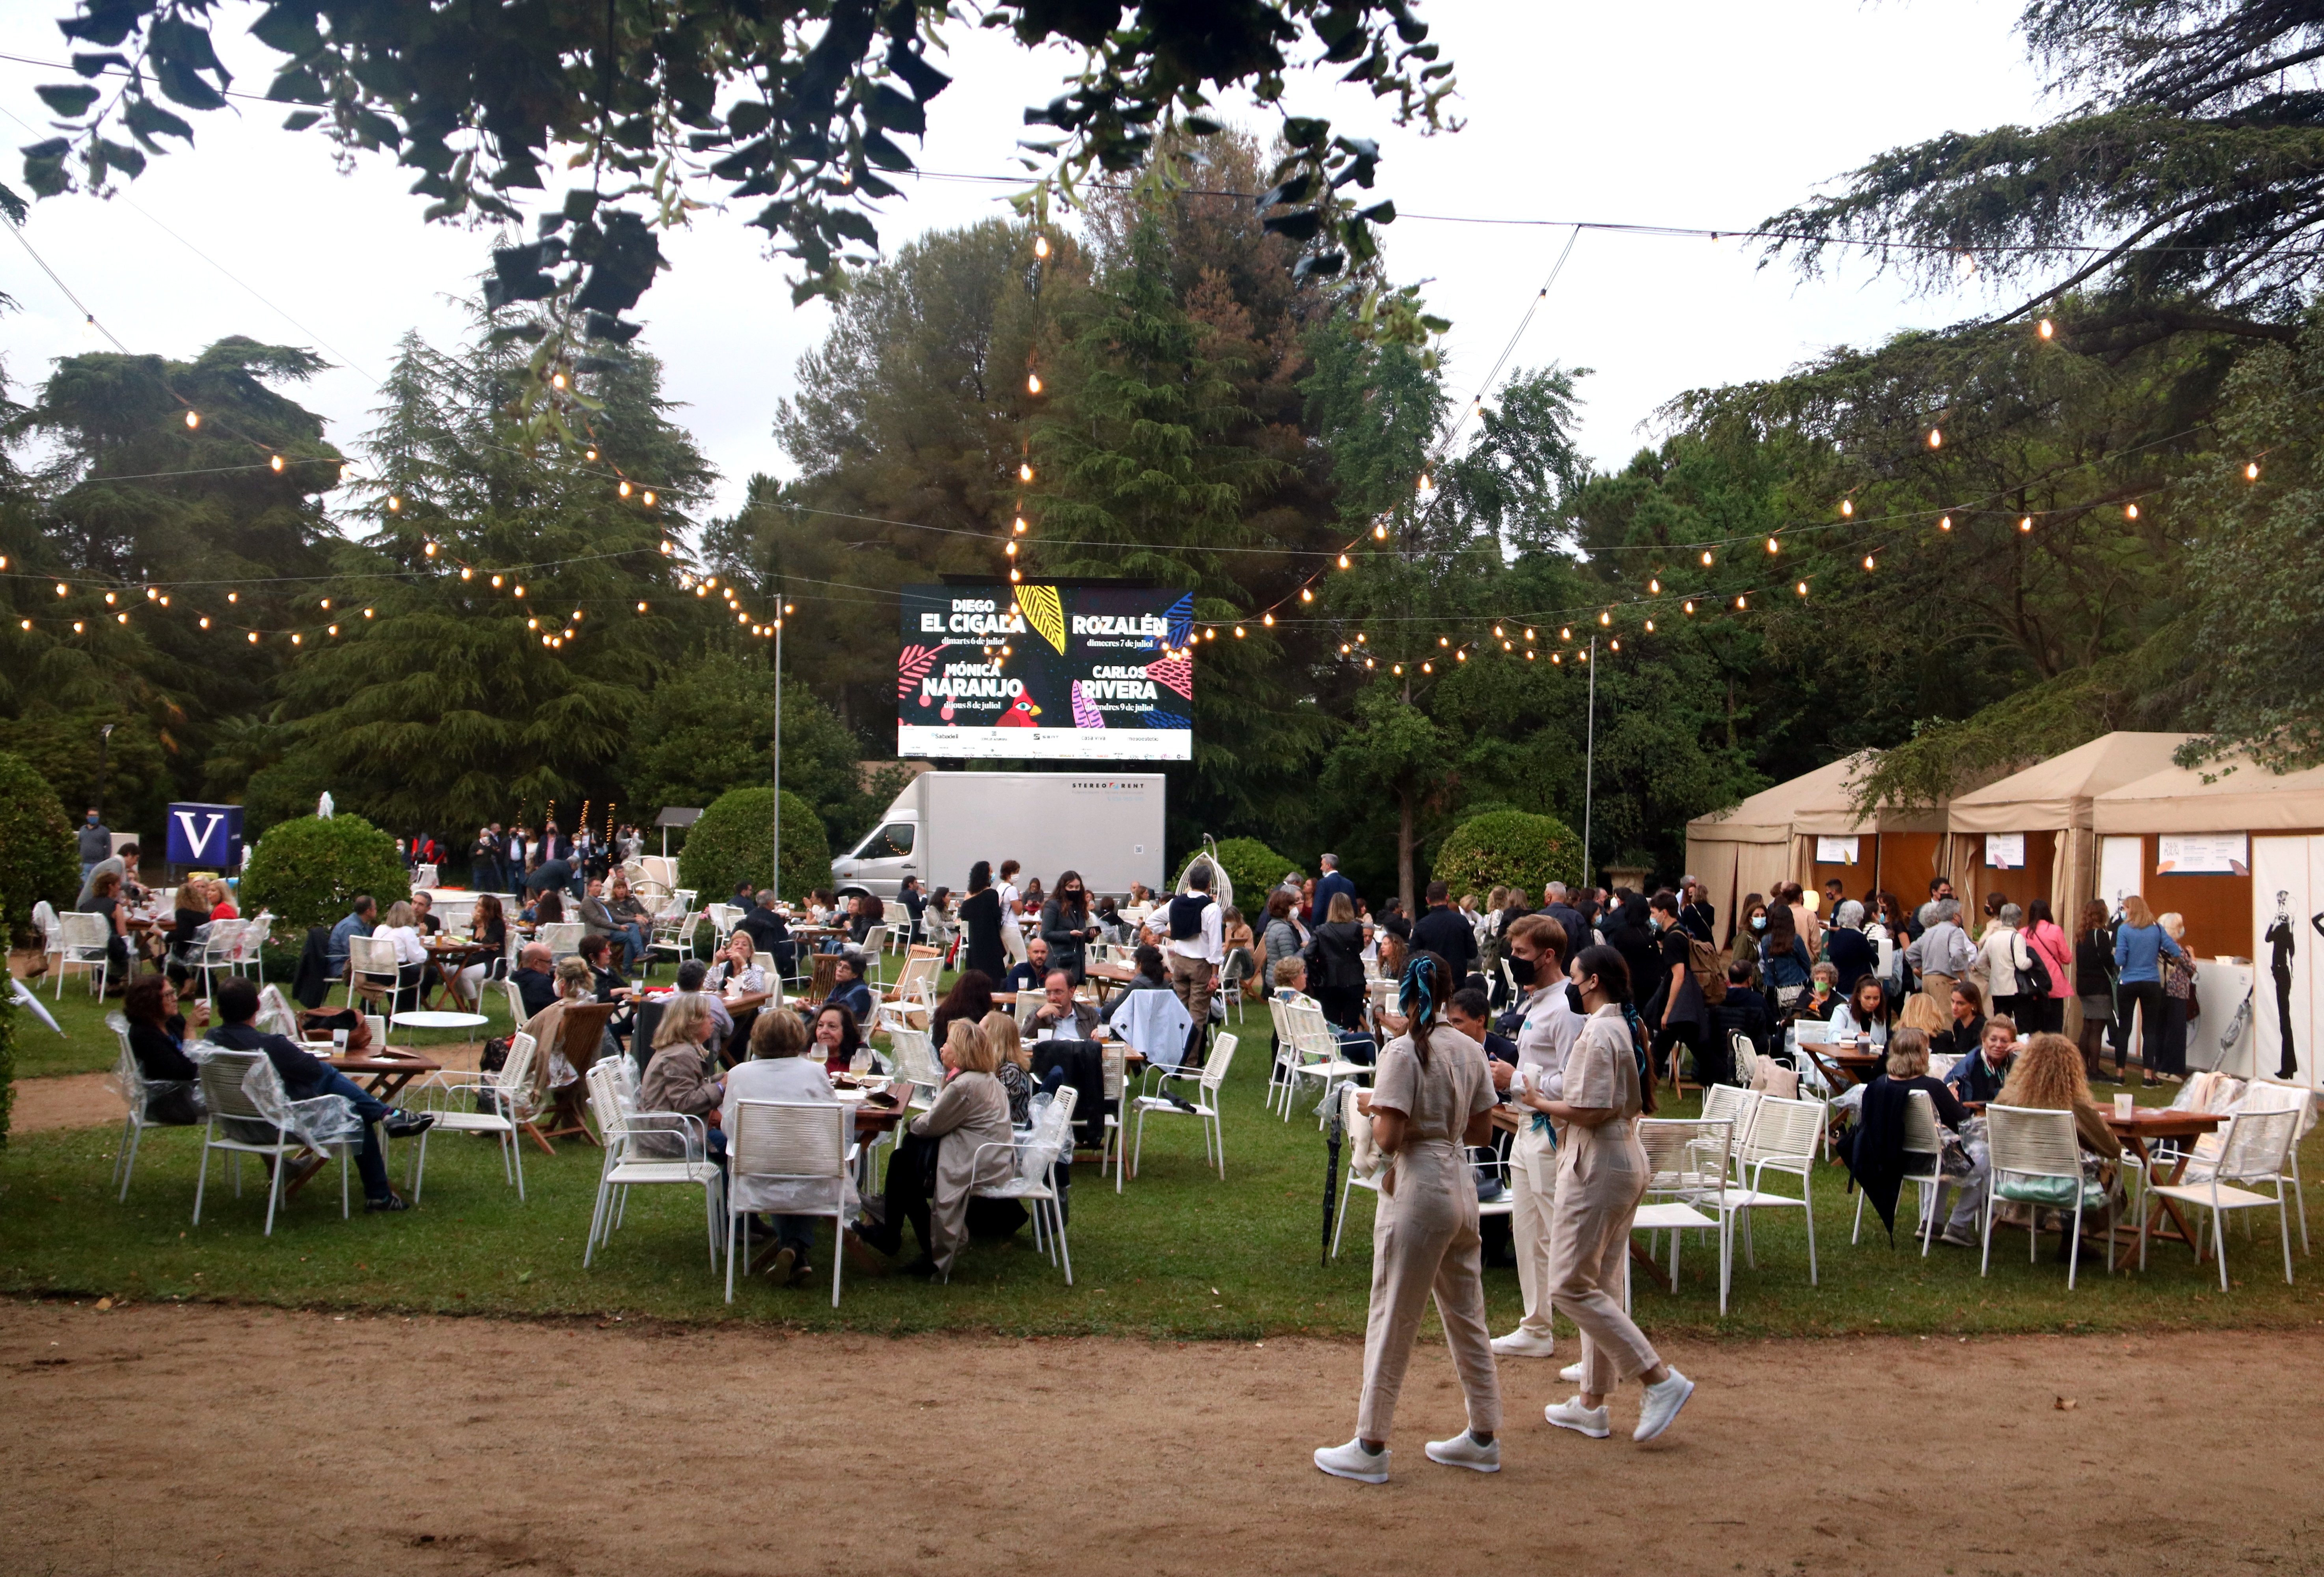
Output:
[5,1000,2321,1338]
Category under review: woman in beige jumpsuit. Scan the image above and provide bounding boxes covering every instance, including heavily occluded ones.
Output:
[1539,944,1699,1443]
[1315,953,1504,1484]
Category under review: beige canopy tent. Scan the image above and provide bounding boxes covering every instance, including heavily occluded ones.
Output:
[1685,752,1949,944]
[1944,732,2193,932]
[2093,755,2324,835]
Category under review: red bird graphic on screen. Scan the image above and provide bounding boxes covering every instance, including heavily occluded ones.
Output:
[995,695,1043,728]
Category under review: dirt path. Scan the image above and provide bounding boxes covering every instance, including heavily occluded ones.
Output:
[4,1301,2321,1576]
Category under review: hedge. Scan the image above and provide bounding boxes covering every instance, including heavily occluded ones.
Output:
[241,813,410,932]
[1431,809,1583,902]
[1206,836,1295,913]
[0,750,77,947]
[678,787,829,903]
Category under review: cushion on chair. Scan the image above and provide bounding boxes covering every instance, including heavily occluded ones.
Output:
[1995,1174,2110,1211]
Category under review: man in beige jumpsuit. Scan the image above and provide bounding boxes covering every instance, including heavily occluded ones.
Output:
[1316,956,1504,1484]
[1491,914,1582,1359]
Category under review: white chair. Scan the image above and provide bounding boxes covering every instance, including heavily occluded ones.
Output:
[1130,1032,1238,1180]
[646,909,702,976]
[402,1033,538,1203]
[1729,1031,1761,1089]
[2143,1105,2301,1288]
[1013,990,1044,1032]
[346,933,401,1012]
[706,903,742,944]
[33,899,61,981]
[233,911,272,980]
[189,919,246,1000]
[884,1025,944,1120]
[54,911,114,999]
[1097,1039,1129,1191]
[971,1086,1080,1284]
[1715,1094,1827,1287]
[190,1050,354,1235]
[1982,1104,2114,1290]
[582,1060,724,1272]
[1330,1080,1386,1258]
[1218,949,1251,1023]
[536,921,585,960]
[105,1012,190,1202]
[889,952,941,1011]
[1849,1089,1948,1255]
[857,925,891,988]
[725,1100,853,1306]
[413,863,438,890]
[2239,1079,2314,1255]
[1280,1000,1369,1126]
[1634,1116,1735,1315]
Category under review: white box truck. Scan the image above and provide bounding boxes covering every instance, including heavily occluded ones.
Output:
[830,772,1166,900]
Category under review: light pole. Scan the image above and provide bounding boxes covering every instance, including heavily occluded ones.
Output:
[96,722,114,823]
[1581,636,1596,892]
[770,599,785,898]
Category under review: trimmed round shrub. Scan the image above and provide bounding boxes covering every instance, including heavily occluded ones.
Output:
[1207,836,1294,913]
[679,787,828,903]
[1431,809,1583,901]
[241,813,410,931]
[0,750,78,947]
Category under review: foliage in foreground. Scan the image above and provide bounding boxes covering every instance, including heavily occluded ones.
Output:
[0,751,76,947]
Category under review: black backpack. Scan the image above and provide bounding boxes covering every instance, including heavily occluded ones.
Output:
[2015,932,2053,999]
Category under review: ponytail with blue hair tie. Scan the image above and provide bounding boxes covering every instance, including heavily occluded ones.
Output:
[1400,952,1443,1065]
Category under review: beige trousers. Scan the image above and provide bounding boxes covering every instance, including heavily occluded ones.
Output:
[1546,1119,1661,1397]
[1356,1141,1502,1442]
[1169,953,1213,1051]
[1920,970,1957,1018]
[1508,1122,1559,1340]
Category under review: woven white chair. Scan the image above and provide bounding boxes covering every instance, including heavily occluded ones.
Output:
[536,921,585,960]
[1848,1088,1948,1255]
[402,1032,538,1203]
[1098,1039,1129,1191]
[884,1025,944,1120]
[499,977,532,1034]
[2230,1080,2313,1256]
[34,899,62,982]
[706,903,742,944]
[190,1050,355,1235]
[54,911,114,999]
[1982,1104,2114,1289]
[889,952,941,1011]
[724,1099,853,1306]
[1130,1032,1238,1180]
[857,925,890,988]
[1280,1000,1369,1126]
[1634,1116,1735,1314]
[232,910,273,980]
[1712,1093,1827,1287]
[646,909,702,976]
[346,933,400,1012]
[582,1059,723,1271]
[1329,1080,1386,1258]
[970,1085,1080,1284]
[2143,1105,2300,1288]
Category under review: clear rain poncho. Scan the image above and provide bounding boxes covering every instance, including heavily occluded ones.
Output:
[188,1042,364,1151]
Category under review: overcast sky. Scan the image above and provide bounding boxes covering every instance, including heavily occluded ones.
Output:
[2,2,2057,522]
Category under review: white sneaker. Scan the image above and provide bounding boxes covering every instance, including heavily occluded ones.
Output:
[1543,1396,1610,1439]
[1314,1437,1391,1483]
[1424,1430,1501,1473]
[1491,1328,1558,1358]
[1558,1361,1584,1384]
[1634,1368,1696,1442]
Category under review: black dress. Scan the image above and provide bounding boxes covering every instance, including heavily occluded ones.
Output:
[958,887,1005,979]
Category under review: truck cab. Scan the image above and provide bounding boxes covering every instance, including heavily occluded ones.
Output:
[832,814,919,900]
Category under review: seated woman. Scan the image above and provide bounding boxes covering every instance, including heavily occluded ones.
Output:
[1838,1029,1972,1239]
[1991,1030,2125,1247]
[1795,961,1843,1022]
[375,899,430,1010]
[163,885,214,995]
[826,953,875,1025]
[722,1007,856,1286]
[203,878,240,921]
[452,893,510,1012]
[524,954,608,1128]
[604,874,652,971]
[83,869,132,990]
[858,1019,1015,1278]
[707,932,767,996]
[929,969,996,1053]
[534,889,566,925]
[1826,975,1890,1047]
[1272,954,1377,1066]
[980,1009,1034,1126]
[811,1001,862,1074]
[120,974,207,1125]
[637,993,727,1159]
[1222,905,1257,999]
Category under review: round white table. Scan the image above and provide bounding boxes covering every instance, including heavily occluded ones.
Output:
[391,1010,490,1032]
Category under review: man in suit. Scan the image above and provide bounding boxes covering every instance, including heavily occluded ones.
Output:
[1539,881,1589,950]
[1412,880,1480,981]
[1312,853,1357,932]
[205,977,430,1212]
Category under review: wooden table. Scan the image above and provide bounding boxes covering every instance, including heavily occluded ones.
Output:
[1797,1038,1885,1090]
[422,939,496,1008]
[1084,959,1135,985]
[326,1048,441,1101]
[2107,1107,2227,1260]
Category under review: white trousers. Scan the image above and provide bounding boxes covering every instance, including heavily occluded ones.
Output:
[1508,1121,1559,1340]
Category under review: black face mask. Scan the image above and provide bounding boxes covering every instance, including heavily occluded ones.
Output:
[1566,983,1588,1015]
[1508,954,1535,987]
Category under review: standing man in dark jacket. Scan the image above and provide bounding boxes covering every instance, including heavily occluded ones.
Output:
[1311,854,1357,935]
[203,977,430,1212]
[1412,880,1480,982]
[78,809,112,887]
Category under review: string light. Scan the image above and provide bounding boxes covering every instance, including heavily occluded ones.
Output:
[585,448,599,462]
[1839,500,1854,518]
[1939,515,1953,531]
[1735,594,1748,609]
[363,608,373,617]
[290,632,302,644]
[1438,636,1450,647]
[423,540,438,556]
[327,624,338,636]
[1008,566,1021,582]
[145,587,157,600]
[1262,612,1274,626]
[1928,428,1942,449]
[1766,535,1780,554]
[1421,661,1432,673]
[1234,625,1246,638]
[460,567,473,580]
[1552,652,1562,664]
[1864,555,1877,570]
[513,585,526,597]
[1027,372,1043,395]
[1340,643,1351,654]
[1647,577,1659,594]
[1013,517,1027,534]
[619,481,632,498]
[199,616,210,629]
[2245,460,2261,482]
[1006,540,1018,556]
[73,621,85,633]
[1300,588,1313,602]
[228,593,239,603]
[1337,554,1350,570]
[116,611,128,624]
[1607,638,1618,651]
[642,490,656,507]
[492,574,505,588]
[2124,503,2139,520]
[528,617,540,630]
[1523,628,1534,641]
[1524,650,1534,660]
[1374,522,1388,539]
[387,495,400,511]
[184,410,199,429]
[1684,600,1698,613]
[1455,649,1465,661]
[552,372,567,390]
[104,592,116,606]
[246,631,259,643]
[1417,473,1435,495]
[1392,664,1403,675]
[270,454,285,472]
[1019,462,1035,483]
[2037,318,2054,339]
[1644,619,1654,632]
[1033,233,1050,259]
[1700,549,1713,566]
[1795,580,1808,597]
[17,619,27,630]
[637,601,649,613]
[2018,516,2033,533]
[1598,610,1611,626]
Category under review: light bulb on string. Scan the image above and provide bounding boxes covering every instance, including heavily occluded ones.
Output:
[1608,638,1618,651]
[460,566,473,580]
[1019,462,1034,483]
[1503,640,1513,651]
[184,410,199,429]
[1392,664,1403,676]
[1364,657,1375,669]
[637,601,648,613]
[1928,427,1943,449]
[73,621,85,634]
[1340,643,1351,655]
[387,496,401,512]
[1766,535,1780,554]
[246,631,258,643]
[513,585,525,598]
[290,632,301,645]
[1455,649,1465,662]
[116,611,129,624]
[1644,619,1655,632]
[1863,555,1876,571]
[1598,610,1611,626]
[1939,515,1952,531]
[1735,594,1748,610]
[1417,473,1434,495]
[54,582,66,597]
[2018,516,2033,533]
[2125,503,2139,520]
[1006,540,1018,557]
[1026,371,1042,395]
[199,616,211,629]
[2038,318,2055,339]
[1577,649,1588,663]
[552,372,567,390]
[423,540,437,557]
[327,624,338,636]
[1300,588,1313,602]
[1356,633,1366,644]
[1422,661,1432,673]
[1648,577,1660,594]
[1523,628,1534,641]
[1701,549,1714,566]
[1009,567,1021,582]
[642,490,656,507]
[1493,624,1504,638]
[492,574,505,588]
[527,617,539,630]
[270,454,285,472]
[1839,499,1853,518]
[1374,522,1388,539]
[1262,611,1274,626]
[1337,554,1350,570]
[1234,626,1246,638]
[1683,600,1696,614]
[1560,626,1571,641]
[1552,652,1562,664]
[585,448,598,462]
[158,595,168,606]
[363,608,373,618]
[1033,233,1050,259]
[17,619,27,630]
[1013,517,1027,534]
[2245,461,2261,482]
[228,592,239,604]
[1796,580,1808,597]
[1438,636,1450,647]
[104,592,116,606]
[145,587,157,601]
[1525,650,1535,661]
[1203,628,1215,641]
[619,481,632,498]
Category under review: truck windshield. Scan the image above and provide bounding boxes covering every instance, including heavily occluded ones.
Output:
[857,823,915,859]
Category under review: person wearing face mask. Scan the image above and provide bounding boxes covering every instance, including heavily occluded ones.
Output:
[1487,915,1582,1360]
[1644,891,1718,1086]
[1729,893,1770,956]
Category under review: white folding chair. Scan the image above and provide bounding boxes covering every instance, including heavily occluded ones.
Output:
[1099,1039,1129,1191]
[646,909,703,976]
[2143,1105,2301,1288]
[191,1051,354,1235]
[1131,1032,1238,1180]
[725,1100,853,1306]
[346,933,400,1012]
[1635,1116,1735,1314]
[1983,1104,2114,1290]
[888,953,941,1011]
[857,925,890,989]
[1282,1001,1369,1126]
[971,1086,1080,1284]
[581,1060,724,1272]
[1849,1089,1948,1255]
[1714,1094,1827,1287]
[402,1033,538,1202]
[2239,1080,2315,1256]
[54,911,114,999]
[104,1012,183,1202]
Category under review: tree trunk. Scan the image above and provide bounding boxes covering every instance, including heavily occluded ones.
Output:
[1398,783,1416,917]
